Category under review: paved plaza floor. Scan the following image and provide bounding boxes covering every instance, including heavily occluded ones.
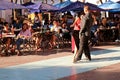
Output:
[0,45,120,80]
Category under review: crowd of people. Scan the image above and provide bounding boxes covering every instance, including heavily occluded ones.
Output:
[0,12,72,56]
[0,6,120,63]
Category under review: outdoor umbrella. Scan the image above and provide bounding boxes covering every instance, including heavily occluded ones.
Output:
[0,5,6,10]
[109,8,120,13]
[22,2,41,13]
[60,1,85,12]
[98,0,120,10]
[54,0,72,9]
[22,2,59,12]
[111,0,120,12]
[41,3,60,11]
[22,2,41,9]
[117,1,120,3]
[0,0,26,10]
[22,1,34,6]
[85,2,104,11]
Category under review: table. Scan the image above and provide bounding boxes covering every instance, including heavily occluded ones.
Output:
[2,33,16,38]
[0,33,16,56]
[14,29,21,36]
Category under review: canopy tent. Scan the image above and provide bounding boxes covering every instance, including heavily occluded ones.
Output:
[22,2,59,12]
[23,2,41,11]
[110,1,120,12]
[109,9,120,13]
[22,2,41,10]
[85,2,104,11]
[98,0,120,10]
[117,1,120,3]
[22,1,34,6]
[0,5,6,10]
[41,3,60,11]
[54,0,72,9]
[0,0,26,10]
[59,1,85,12]
[59,1,105,12]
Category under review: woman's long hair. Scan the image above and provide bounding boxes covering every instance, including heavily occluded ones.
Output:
[22,23,29,32]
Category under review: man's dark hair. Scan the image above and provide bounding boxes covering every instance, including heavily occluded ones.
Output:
[35,12,38,15]
[4,22,8,26]
[84,5,90,10]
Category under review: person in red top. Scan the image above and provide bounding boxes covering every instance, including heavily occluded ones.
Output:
[71,13,81,55]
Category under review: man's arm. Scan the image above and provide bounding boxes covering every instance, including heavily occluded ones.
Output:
[80,14,89,34]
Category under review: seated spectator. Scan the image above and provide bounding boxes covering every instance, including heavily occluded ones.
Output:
[91,17,109,42]
[50,20,62,48]
[2,22,15,55]
[13,23,32,56]
[32,30,54,51]
[33,12,41,28]
[108,18,117,28]
[61,22,71,40]
[32,32,42,51]
[99,17,109,29]
[0,18,4,28]
[91,15,100,42]
[13,19,22,29]
[117,23,120,40]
